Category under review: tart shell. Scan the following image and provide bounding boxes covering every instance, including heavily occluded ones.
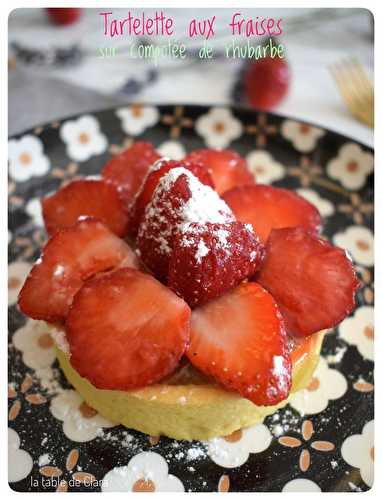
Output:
[56,331,325,441]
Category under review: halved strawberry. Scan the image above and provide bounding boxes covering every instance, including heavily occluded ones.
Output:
[66,267,191,390]
[185,149,254,195]
[129,159,214,235]
[187,282,291,406]
[256,227,360,337]
[42,178,129,237]
[18,219,139,322]
[223,184,321,243]
[101,141,160,203]
[137,167,234,281]
[169,221,264,307]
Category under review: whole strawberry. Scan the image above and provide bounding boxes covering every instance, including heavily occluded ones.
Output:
[137,167,234,281]
[129,158,214,235]
[46,8,82,26]
[244,56,290,110]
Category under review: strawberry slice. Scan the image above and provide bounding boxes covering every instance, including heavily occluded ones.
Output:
[42,178,129,237]
[129,159,214,235]
[223,184,321,243]
[187,282,291,406]
[169,221,264,307]
[18,219,139,322]
[137,167,234,281]
[256,227,360,337]
[185,149,254,195]
[66,267,191,390]
[102,141,160,203]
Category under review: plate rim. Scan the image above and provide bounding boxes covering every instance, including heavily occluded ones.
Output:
[8,102,374,152]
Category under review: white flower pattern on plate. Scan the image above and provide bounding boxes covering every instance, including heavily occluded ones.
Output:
[8,428,33,483]
[13,320,58,370]
[297,188,335,217]
[289,357,347,415]
[206,424,272,468]
[25,198,44,227]
[102,451,184,492]
[341,420,374,487]
[327,143,373,190]
[195,107,242,149]
[8,135,50,182]
[60,115,108,162]
[8,261,32,306]
[157,140,186,160]
[7,106,374,492]
[333,226,374,266]
[116,105,159,136]
[246,150,285,184]
[339,306,373,361]
[282,478,321,492]
[281,120,324,152]
[50,389,115,442]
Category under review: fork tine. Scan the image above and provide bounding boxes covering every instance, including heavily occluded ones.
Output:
[331,65,357,110]
[346,59,374,103]
[331,68,373,126]
[337,60,367,104]
[330,59,374,127]
[350,58,373,92]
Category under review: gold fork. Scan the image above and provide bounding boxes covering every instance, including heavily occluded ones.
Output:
[330,59,374,128]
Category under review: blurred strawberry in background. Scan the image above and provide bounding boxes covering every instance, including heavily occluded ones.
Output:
[46,8,82,26]
[244,56,290,111]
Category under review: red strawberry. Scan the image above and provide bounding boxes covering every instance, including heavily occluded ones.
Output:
[187,282,291,406]
[185,149,254,195]
[169,221,264,307]
[223,184,321,243]
[102,142,160,203]
[42,178,129,237]
[46,8,82,26]
[244,57,290,111]
[18,219,139,322]
[137,167,234,280]
[66,267,191,390]
[130,159,214,234]
[256,227,360,337]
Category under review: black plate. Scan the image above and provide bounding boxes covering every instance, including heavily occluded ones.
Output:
[8,105,374,492]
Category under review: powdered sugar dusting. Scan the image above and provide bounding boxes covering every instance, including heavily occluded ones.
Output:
[50,328,71,357]
[178,222,236,264]
[139,167,234,256]
[195,239,209,263]
[149,158,171,173]
[186,446,207,461]
[215,228,230,248]
[268,408,301,437]
[38,453,51,466]
[250,250,258,262]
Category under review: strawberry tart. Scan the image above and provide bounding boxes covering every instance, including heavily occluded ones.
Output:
[18,143,359,440]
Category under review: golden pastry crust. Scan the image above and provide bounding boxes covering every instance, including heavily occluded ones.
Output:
[56,331,325,441]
